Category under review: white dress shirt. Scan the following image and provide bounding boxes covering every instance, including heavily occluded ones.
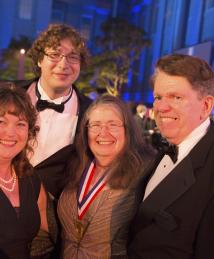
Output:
[27,81,78,166]
[143,118,210,200]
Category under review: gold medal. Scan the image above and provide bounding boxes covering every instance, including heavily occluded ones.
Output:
[74,220,90,242]
[75,220,84,242]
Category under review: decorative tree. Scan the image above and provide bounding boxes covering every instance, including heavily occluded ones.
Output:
[78,17,150,96]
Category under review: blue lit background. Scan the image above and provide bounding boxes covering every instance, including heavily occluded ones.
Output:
[0,0,214,107]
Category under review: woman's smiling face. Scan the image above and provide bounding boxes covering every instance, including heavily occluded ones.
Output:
[0,112,29,163]
[87,104,125,167]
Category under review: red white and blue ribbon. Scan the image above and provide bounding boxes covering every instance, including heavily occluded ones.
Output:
[77,160,107,220]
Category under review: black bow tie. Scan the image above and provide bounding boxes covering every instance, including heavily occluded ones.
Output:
[35,84,73,113]
[164,144,178,163]
[36,99,64,113]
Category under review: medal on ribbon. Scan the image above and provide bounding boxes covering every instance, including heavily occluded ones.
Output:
[77,160,107,220]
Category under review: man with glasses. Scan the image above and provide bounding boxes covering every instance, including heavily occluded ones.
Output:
[13,23,92,199]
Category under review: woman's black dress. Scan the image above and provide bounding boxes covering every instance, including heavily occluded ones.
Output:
[0,174,41,259]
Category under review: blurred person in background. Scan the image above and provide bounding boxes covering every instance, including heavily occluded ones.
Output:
[134,104,159,151]
[134,104,148,130]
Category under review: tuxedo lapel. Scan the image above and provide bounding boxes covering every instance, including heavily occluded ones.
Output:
[135,122,214,231]
[135,157,195,230]
[135,151,164,204]
[34,144,74,169]
[142,157,195,217]
[188,121,214,169]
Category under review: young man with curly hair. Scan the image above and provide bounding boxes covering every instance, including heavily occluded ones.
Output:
[15,23,92,199]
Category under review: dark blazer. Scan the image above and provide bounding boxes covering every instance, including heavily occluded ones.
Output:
[128,121,214,259]
[14,78,92,199]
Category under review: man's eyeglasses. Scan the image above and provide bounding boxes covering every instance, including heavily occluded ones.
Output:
[43,51,81,64]
[87,121,124,134]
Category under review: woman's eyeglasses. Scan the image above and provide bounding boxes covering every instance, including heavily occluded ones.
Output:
[87,121,124,134]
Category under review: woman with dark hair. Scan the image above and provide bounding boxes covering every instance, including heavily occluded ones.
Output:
[0,83,48,259]
[58,95,152,258]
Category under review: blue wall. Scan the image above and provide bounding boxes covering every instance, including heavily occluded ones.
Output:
[0,0,214,106]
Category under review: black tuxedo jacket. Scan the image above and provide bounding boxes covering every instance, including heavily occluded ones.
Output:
[128,122,214,259]
[14,78,92,199]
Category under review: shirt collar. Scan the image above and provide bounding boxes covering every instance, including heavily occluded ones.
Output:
[177,117,210,160]
[38,80,69,104]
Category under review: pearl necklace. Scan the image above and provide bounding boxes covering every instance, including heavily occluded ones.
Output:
[0,170,15,184]
[0,169,17,192]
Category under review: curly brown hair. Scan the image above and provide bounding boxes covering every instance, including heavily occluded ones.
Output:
[28,23,90,76]
[0,83,39,177]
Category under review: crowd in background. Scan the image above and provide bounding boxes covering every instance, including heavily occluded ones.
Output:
[132,103,167,152]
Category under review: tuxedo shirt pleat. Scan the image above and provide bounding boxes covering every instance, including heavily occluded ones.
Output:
[27,81,78,166]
